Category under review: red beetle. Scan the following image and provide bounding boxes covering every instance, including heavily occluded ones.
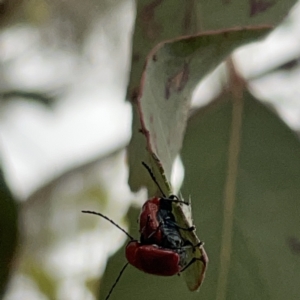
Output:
[125,241,182,276]
[138,162,207,292]
[139,196,194,248]
[128,194,192,277]
[81,209,187,276]
[139,163,194,248]
[82,209,188,300]
[82,194,199,299]
[81,163,205,299]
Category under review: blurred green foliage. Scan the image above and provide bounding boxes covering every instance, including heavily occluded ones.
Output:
[0,167,18,298]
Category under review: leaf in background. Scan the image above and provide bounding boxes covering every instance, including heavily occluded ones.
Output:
[128,27,270,195]
[0,0,23,28]
[0,167,18,298]
[180,75,300,299]
[22,259,56,300]
[128,0,297,99]
[3,150,131,300]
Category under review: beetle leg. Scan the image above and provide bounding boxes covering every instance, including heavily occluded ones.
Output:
[188,241,204,252]
[161,195,189,206]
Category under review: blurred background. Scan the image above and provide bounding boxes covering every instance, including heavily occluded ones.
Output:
[1,0,300,299]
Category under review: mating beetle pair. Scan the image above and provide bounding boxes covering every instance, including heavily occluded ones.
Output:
[82,163,207,299]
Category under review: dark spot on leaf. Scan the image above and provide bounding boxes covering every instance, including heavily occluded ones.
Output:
[129,87,139,103]
[132,53,140,62]
[139,127,149,136]
[182,0,196,34]
[249,0,275,17]
[150,114,154,124]
[165,63,189,100]
[140,0,163,40]
[223,32,229,39]
[287,236,300,255]
[152,54,158,62]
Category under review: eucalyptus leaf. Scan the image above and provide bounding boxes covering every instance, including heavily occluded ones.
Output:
[181,90,300,300]
[128,0,296,99]
[128,27,270,195]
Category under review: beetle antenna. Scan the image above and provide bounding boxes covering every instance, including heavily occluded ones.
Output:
[105,263,129,300]
[82,210,135,240]
[142,162,166,197]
